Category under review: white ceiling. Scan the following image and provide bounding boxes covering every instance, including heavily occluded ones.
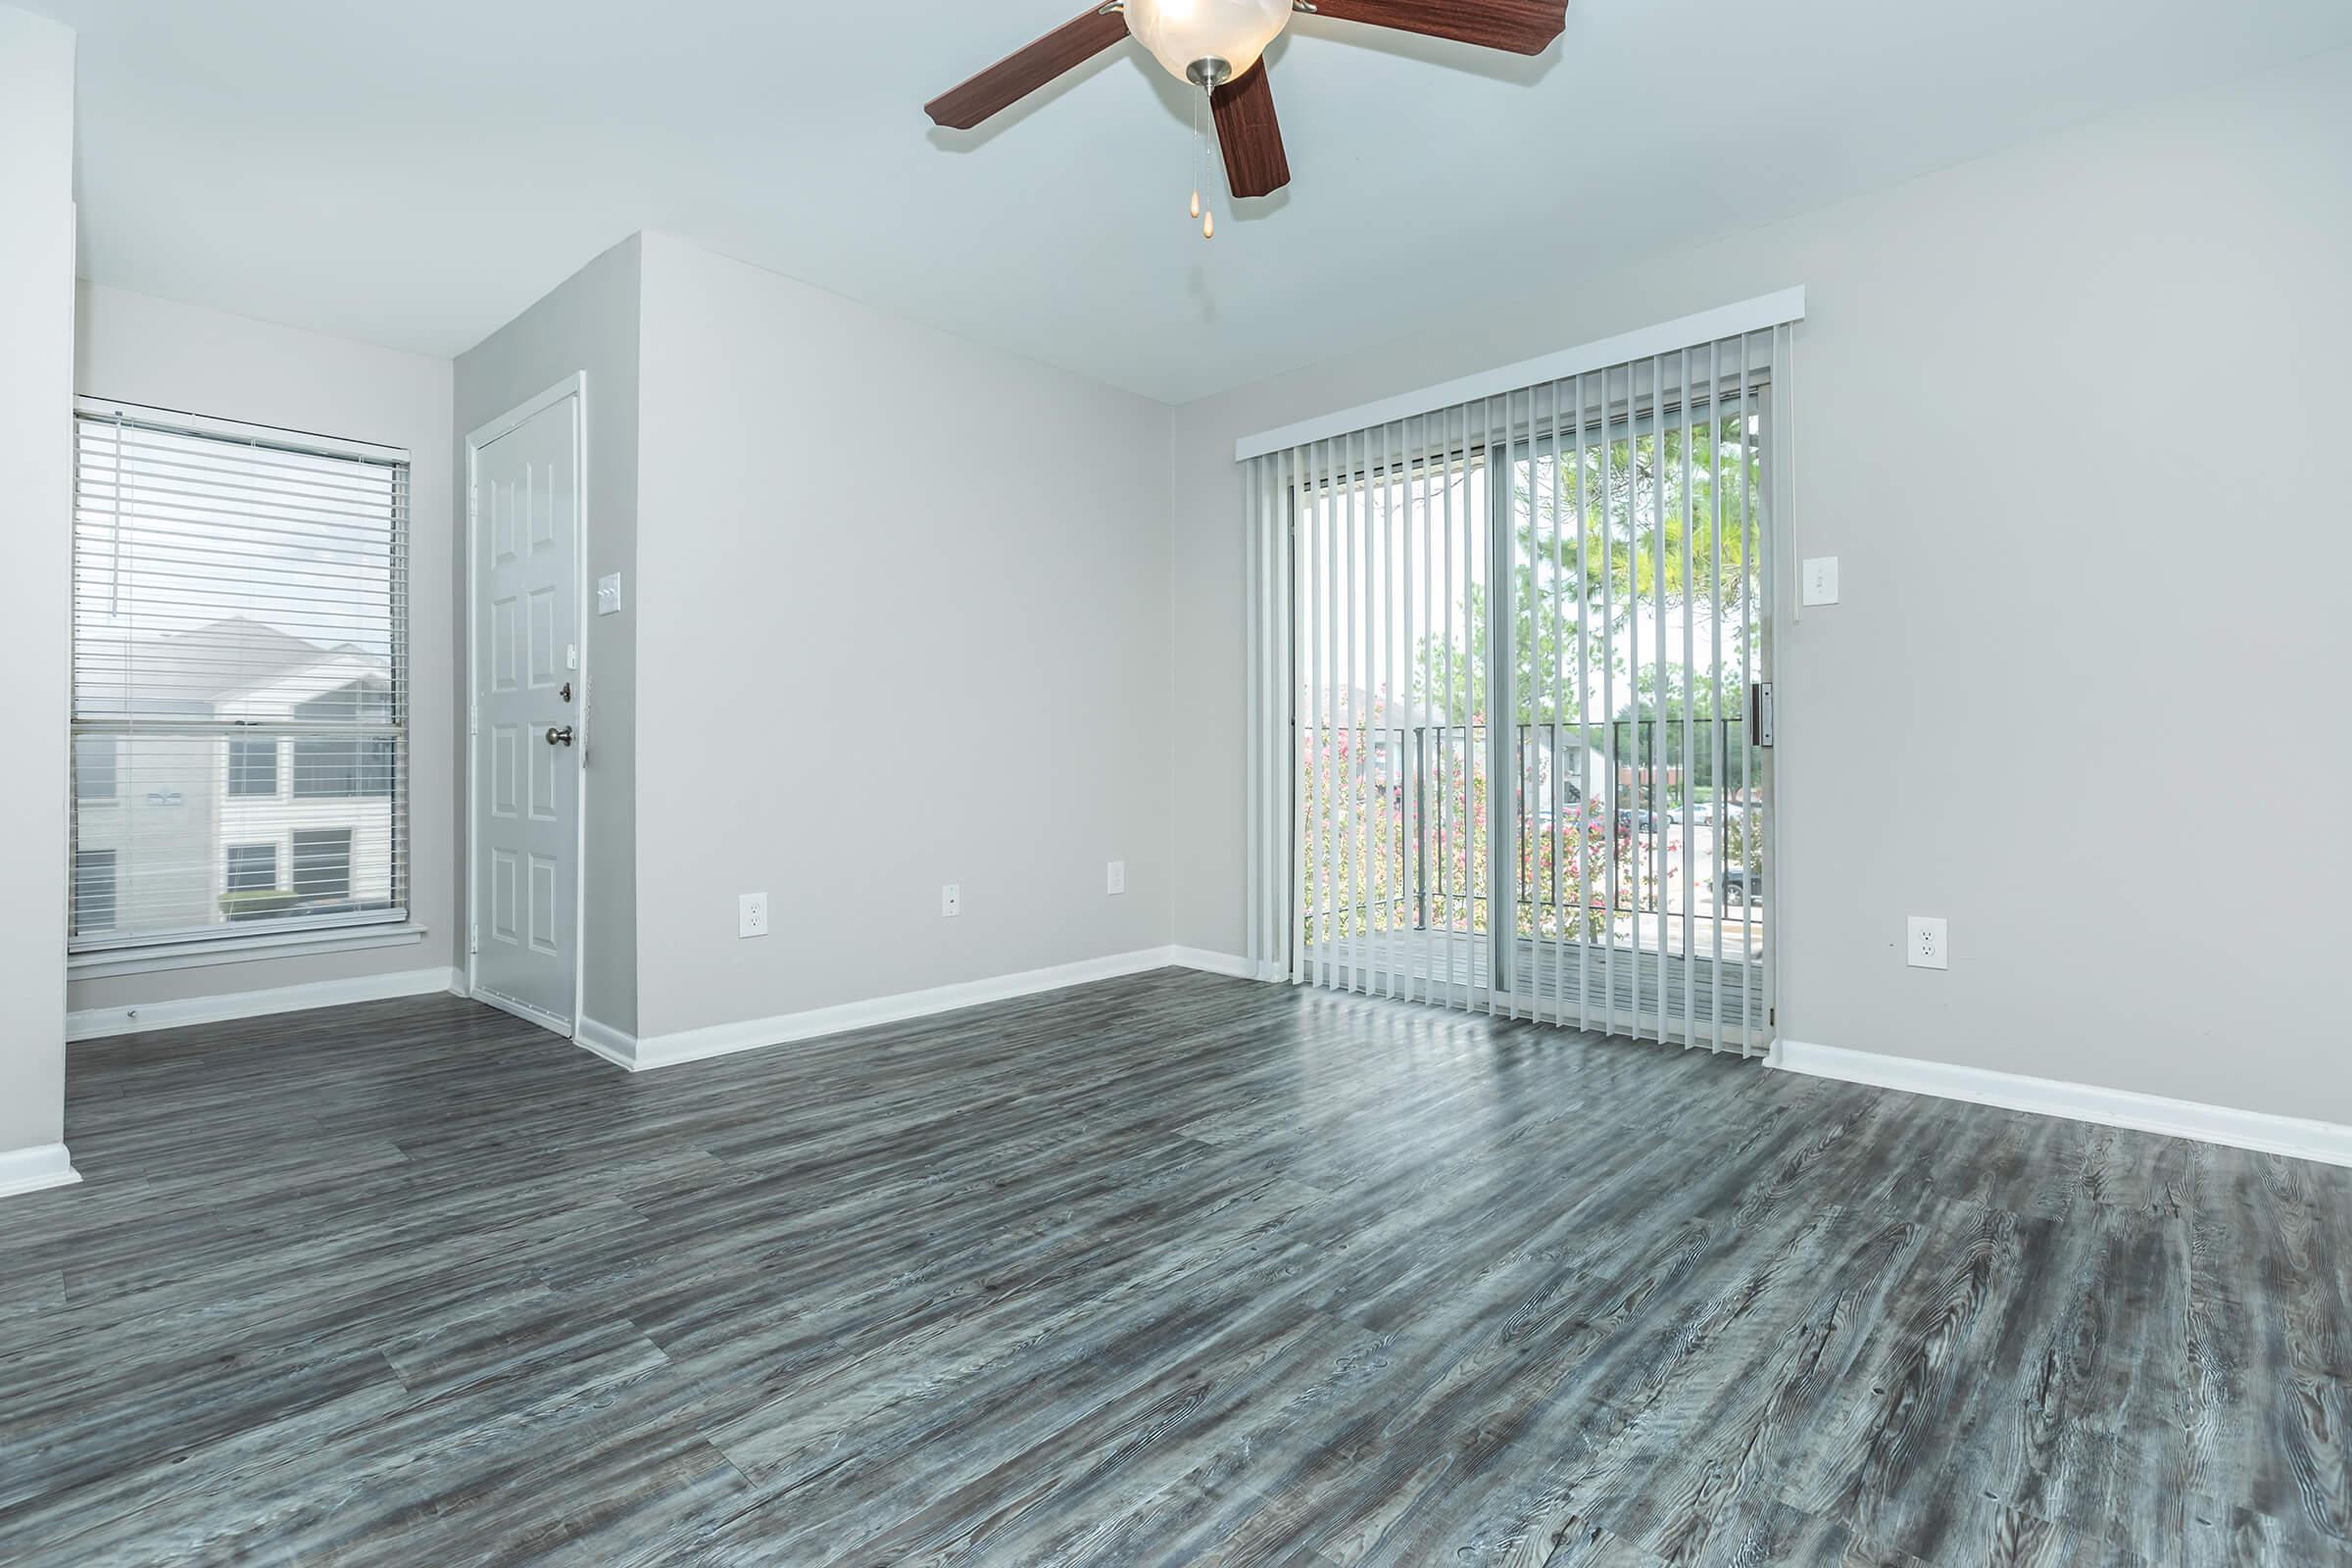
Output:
[29,0,2352,402]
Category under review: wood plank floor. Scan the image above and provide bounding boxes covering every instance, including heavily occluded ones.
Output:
[5,970,2348,1566]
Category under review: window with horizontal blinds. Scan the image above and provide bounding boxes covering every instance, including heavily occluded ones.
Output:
[70,402,410,952]
[1241,298,1798,1056]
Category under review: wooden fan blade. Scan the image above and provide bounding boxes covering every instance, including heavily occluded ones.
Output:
[1303,0,1567,56]
[925,5,1131,129]
[1210,60,1291,199]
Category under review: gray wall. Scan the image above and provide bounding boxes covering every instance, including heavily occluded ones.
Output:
[453,235,644,1036]
[0,5,74,1159]
[70,282,459,1013]
[1168,47,2352,1123]
[629,234,1174,1039]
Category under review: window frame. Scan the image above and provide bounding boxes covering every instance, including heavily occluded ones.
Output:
[68,398,415,962]
[227,737,282,799]
[223,844,279,893]
[291,828,356,904]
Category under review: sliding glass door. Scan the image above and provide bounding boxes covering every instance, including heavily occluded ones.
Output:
[1254,328,1784,1054]
[1294,421,1494,1004]
[1495,357,1772,1048]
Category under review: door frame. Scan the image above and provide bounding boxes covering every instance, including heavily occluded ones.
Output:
[463,373,590,1039]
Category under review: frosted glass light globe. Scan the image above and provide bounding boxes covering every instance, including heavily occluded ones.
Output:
[1124,0,1292,83]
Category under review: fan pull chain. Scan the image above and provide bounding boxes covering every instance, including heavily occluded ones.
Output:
[1189,90,1202,222]
[1198,87,1214,239]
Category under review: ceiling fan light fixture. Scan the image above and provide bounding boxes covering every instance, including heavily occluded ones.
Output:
[1123,0,1292,85]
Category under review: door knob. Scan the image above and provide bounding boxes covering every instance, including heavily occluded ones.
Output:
[546,725,575,747]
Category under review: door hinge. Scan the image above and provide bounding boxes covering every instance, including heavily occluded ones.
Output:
[1750,682,1775,748]
[469,924,479,956]
[468,701,478,738]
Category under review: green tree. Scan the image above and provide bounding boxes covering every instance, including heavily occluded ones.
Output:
[1412,416,1762,726]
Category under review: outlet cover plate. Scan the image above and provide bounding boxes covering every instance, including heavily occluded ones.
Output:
[738,892,768,939]
[941,883,961,918]
[1107,860,1127,896]
[1907,915,1947,970]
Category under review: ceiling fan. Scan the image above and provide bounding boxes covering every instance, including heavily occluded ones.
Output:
[925,1,1569,206]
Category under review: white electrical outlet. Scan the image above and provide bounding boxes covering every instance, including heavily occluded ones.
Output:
[1907,915,1947,970]
[941,883,961,918]
[1803,557,1840,606]
[1106,860,1126,896]
[738,892,768,939]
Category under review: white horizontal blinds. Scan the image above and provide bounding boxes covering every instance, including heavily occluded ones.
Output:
[71,408,410,951]
[1248,315,1786,1054]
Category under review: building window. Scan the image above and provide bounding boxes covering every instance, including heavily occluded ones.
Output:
[74,850,118,936]
[292,734,395,799]
[224,845,278,892]
[228,737,280,798]
[292,829,354,903]
[75,736,119,804]
[70,402,409,952]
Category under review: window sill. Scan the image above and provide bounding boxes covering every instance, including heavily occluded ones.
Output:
[68,922,430,980]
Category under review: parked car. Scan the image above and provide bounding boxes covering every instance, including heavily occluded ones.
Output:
[1712,866,1764,907]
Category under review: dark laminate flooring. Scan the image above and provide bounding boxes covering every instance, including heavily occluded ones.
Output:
[4,971,2349,1566]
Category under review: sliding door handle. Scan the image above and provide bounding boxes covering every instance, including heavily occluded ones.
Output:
[1748,683,1773,749]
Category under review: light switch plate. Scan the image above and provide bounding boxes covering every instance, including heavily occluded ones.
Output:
[597,573,622,615]
[738,892,768,939]
[1802,557,1840,606]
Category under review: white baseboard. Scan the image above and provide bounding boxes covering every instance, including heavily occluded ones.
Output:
[69,965,465,1043]
[0,1143,81,1200]
[1168,946,1267,980]
[573,1014,638,1071]
[1771,1038,2352,1169]
[583,945,1276,1073]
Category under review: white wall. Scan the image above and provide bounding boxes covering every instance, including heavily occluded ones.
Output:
[1168,47,2352,1124]
[453,235,642,1035]
[0,5,76,1167]
[629,233,1173,1039]
[69,283,460,1015]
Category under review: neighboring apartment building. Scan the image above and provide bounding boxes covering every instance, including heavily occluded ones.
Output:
[73,616,398,944]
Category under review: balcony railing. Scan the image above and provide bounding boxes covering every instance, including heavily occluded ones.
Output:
[1296,717,1763,958]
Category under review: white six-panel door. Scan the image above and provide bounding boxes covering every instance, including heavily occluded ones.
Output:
[468,387,582,1032]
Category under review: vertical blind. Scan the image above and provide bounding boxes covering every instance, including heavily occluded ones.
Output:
[71,402,411,952]
[1242,305,1795,1055]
